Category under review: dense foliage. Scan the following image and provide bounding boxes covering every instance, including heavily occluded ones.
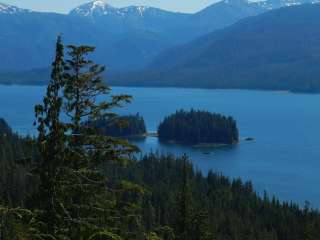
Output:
[90,113,147,137]
[0,119,36,208]
[108,153,320,240]
[158,109,239,145]
[3,126,320,240]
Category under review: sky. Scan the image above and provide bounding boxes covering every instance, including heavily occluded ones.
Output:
[4,0,219,14]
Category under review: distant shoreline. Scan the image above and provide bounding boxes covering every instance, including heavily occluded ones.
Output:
[120,132,158,139]
[0,82,319,95]
[127,133,255,148]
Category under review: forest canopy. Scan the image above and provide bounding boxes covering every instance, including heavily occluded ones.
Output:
[158,109,239,145]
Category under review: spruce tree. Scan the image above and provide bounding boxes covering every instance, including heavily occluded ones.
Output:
[46,44,141,239]
[33,35,66,235]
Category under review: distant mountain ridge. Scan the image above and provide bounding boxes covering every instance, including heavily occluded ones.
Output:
[69,0,320,19]
[110,4,320,93]
[0,2,30,14]
[68,0,320,40]
[69,1,159,18]
[252,0,320,8]
[70,0,116,17]
[0,1,190,72]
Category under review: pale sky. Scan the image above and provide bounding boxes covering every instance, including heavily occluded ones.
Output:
[3,0,219,14]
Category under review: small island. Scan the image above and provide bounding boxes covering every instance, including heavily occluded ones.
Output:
[158,109,239,146]
[91,113,147,138]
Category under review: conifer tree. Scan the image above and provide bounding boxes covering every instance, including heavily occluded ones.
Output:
[0,36,68,240]
[33,35,66,235]
[44,44,141,239]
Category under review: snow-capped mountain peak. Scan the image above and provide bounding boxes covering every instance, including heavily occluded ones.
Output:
[90,0,111,12]
[70,0,115,17]
[69,1,154,18]
[0,2,30,14]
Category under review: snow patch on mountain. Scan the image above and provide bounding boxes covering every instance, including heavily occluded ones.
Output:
[253,0,320,7]
[0,2,30,14]
[227,0,320,9]
[70,0,115,17]
[70,1,153,18]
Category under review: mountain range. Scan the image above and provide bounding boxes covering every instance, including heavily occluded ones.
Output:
[111,4,320,92]
[0,0,318,72]
[1,0,320,92]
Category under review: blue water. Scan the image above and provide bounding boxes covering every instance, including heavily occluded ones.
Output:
[1,85,320,207]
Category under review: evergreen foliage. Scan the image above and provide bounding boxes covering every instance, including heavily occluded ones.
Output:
[2,120,320,239]
[109,153,320,240]
[90,113,146,137]
[158,109,239,145]
[0,118,34,208]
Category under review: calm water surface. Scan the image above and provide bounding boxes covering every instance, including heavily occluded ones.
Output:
[0,85,320,207]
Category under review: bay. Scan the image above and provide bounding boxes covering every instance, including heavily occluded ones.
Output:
[1,85,319,207]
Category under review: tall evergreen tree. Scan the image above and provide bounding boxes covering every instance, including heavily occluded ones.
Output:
[41,44,141,239]
[33,35,66,235]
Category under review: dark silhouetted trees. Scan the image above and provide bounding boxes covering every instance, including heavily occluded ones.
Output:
[90,113,146,137]
[158,109,239,145]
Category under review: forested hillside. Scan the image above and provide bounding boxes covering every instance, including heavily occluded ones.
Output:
[111,4,320,93]
[109,153,320,240]
[2,125,320,239]
[0,119,35,207]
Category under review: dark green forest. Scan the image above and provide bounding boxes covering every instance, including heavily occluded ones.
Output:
[108,153,320,240]
[1,38,320,239]
[90,113,147,137]
[158,109,239,145]
[2,121,320,239]
[0,119,36,208]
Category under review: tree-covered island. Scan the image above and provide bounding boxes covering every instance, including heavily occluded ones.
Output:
[89,113,147,137]
[158,109,239,145]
